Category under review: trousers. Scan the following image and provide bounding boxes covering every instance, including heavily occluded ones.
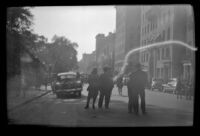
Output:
[98,89,112,108]
[128,88,146,114]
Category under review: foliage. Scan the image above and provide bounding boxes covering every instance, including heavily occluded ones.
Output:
[6,7,48,80]
[7,7,33,33]
[38,35,79,73]
[7,7,79,83]
[7,7,34,78]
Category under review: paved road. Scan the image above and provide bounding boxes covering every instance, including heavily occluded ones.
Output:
[8,84,193,127]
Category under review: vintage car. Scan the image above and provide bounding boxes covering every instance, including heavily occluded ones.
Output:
[151,78,164,92]
[54,72,82,98]
[162,78,177,94]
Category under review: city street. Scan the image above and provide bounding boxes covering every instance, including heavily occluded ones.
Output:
[7,6,196,127]
[8,84,193,127]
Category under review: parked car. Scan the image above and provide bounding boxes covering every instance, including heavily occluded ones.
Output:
[162,78,177,94]
[151,78,164,91]
[53,72,83,98]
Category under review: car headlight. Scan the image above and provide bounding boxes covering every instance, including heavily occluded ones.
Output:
[56,82,61,85]
[76,80,81,84]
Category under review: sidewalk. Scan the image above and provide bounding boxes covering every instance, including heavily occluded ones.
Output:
[111,85,194,113]
[7,85,52,111]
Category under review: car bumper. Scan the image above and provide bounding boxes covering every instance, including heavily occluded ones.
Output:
[163,87,176,93]
[55,88,82,93]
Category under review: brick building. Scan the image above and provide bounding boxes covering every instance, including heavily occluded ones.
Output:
[78,51,96,74]
[95,32,115,73]
[114,6,141,71]
[139,5,195,83]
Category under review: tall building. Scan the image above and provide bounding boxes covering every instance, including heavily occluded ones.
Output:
[95,32,115,72]
[78,51,96,74]
[115,6,141,71]
[140,5,195,82]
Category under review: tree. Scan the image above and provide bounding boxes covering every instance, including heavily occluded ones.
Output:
[7,7,34,78]
[7,7,33,33]
[51,35,78,73]
[37,35,79,74]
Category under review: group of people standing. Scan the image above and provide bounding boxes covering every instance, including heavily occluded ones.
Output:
[85,67,113,109]
[85,62,149,115]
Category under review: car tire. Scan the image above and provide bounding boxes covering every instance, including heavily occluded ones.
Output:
[56,93,62,98]
[78,92,81,98]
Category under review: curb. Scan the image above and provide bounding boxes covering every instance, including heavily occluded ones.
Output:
[8,90,52,112]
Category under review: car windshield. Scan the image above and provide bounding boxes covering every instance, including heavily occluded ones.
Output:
[57,74,76,82]
[153,79,163,82]
[168,78,177,83]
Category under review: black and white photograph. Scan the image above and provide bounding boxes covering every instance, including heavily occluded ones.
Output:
[7,5,196,127]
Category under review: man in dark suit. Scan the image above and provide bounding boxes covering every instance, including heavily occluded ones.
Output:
[127,63,148,115]
[98,66,114,109]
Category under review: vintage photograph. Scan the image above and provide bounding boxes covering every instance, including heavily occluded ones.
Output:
[7,5,196,127]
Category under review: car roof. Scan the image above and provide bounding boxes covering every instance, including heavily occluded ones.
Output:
[57,72,76,76]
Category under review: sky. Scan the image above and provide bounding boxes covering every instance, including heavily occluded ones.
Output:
[30,6,116,61]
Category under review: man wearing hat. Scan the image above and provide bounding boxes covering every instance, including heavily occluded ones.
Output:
[127,62,148,115]
[98,66,114,109]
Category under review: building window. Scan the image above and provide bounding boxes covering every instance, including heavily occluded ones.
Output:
[142,28,144,36]
[162,48,165,59]
[155,21,157,29]
[166,47,170,59]
[184,65,191,81]
[163,13,166,25]
[145,53,147,62]
[186,41,192,57]
[142,53,144,62]
[161,68,164,78]
[167,27,170,40]
[163,31,165,41]
[157,49,160,60]
[157,68,160,78]
[168,9,170,19]
[154,23,155,30]
[166,12,169,24]
[146,25,148,34]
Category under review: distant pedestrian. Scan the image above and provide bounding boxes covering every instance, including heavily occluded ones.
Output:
[98,66,114,109]
[127,62,148,115]
[21,73,27,97]
[176,77,183,100]
[116,76,123,96]
[185,81,193,100]
[85,68,99,109]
